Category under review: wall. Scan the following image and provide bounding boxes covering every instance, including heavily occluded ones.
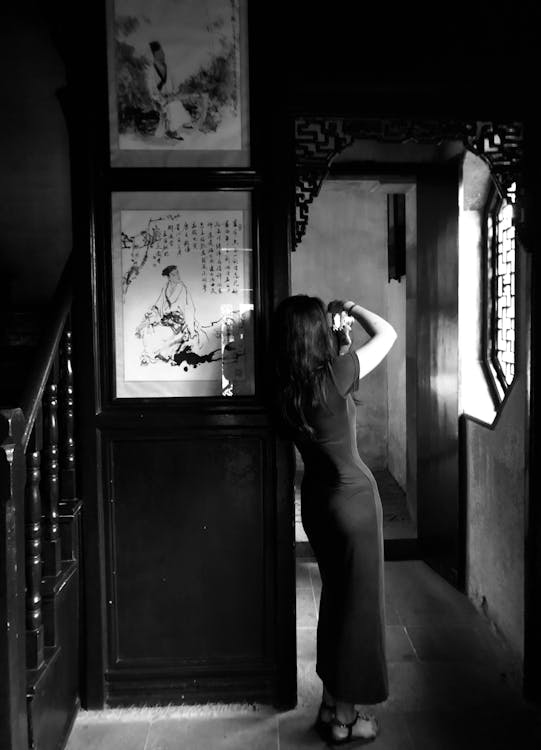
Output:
[405,189,418,520]
[458,152,495,422]
[1,7,72,309]
[385,187,416,493]
[386,277,406,486]
[466,377,527,674]
[460,152,529,670]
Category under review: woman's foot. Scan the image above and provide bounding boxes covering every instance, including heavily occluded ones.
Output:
[329,711,379,745]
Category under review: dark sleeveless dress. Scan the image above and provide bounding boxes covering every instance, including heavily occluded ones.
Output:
[296,352,388,704]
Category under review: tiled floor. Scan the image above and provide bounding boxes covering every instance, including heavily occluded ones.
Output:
[66,560,541,750]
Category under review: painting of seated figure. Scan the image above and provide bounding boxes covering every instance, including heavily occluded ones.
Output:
[112,191,255,398]
[107,0,250,166]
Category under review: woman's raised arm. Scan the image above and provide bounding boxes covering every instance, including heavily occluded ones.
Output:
[337,300,397,379]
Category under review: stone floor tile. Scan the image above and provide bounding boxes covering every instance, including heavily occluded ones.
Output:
[297,655,322,710]
[385,561,479,626]
[296,587,318,628]
[364,712,413,750]
[65,721,150,750]
[405,709,541,750]
[296,559,313,589]
[308,563,321,589]
[406,623,507,665]
[297,626,317,661]
[386,625,417,662]
[384,602,402,626]
[383,660,525,714]
[277,709,328,749]
[144,714,278,750]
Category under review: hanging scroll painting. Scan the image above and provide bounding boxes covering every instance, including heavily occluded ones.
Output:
[107,0,249,167]
[112,191,255,398]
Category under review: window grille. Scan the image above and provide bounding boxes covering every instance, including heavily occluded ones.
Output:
[487,183,516,396]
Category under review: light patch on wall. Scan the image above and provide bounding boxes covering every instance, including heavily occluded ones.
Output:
[458,155,497,424]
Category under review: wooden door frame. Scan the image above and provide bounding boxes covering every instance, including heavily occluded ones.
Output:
[61,0,299,710]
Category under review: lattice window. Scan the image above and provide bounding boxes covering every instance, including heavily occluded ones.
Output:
[486,182,516,397]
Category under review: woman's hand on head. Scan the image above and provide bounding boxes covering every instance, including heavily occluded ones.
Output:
[330,311,354,334]
[327,299,346,316]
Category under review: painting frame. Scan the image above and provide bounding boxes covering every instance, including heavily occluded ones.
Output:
[110,189,256,399]
[106,0,250,168]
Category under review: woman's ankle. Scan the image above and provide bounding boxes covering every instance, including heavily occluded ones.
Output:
[335,701,356,724]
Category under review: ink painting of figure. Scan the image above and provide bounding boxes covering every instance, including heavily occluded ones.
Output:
[107,0,250,166]
[134,264,211,366]
[111,191,255,398]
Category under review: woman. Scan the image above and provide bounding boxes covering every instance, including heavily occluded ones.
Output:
[274,295,397,745]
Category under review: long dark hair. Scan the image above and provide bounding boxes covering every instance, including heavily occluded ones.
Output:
[273,295,336,438]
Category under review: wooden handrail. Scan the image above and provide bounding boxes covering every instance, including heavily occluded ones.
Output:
[20,254,74,452]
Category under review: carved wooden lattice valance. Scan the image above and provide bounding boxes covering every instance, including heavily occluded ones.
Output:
[294,117,524,248]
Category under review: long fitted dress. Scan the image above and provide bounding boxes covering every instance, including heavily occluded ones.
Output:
[296,352,388,704]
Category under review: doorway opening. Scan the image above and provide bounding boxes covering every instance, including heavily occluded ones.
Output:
[292,134,473,564]
[292,173,417,557]
[290,115,531,708]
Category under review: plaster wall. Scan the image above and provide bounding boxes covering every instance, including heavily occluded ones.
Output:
[465,372,526,668]
[460,151,529,668]
[405,189,418,521]
[386,279,406,488]
[458,153,495,423]
[1,7,72,308]
[385,187,416,493]
[292,179,393,470]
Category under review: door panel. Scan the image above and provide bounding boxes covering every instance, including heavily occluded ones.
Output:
[102,429,276,704]
[416,163,461,585]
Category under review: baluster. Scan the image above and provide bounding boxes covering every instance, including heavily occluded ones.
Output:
[59,325,76,501]
[59,323,80,561]
[41,369,61,579]
[25,417,44,671]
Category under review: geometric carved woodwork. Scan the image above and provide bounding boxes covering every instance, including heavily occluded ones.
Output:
[295,116,524,249]
[294,118,354,246]
[295,169,331,247]
[464,121,523,204]
[487,194,516,393]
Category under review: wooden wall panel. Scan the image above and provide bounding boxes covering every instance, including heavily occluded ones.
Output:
[102,430,275,703]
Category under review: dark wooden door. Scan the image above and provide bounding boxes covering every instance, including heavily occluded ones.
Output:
[416,162,461,586]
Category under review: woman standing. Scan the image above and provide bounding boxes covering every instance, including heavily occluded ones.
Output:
[274,295,397,745]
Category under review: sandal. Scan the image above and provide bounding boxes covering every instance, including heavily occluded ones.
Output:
[329,711,379,745]
[314,701,335,739]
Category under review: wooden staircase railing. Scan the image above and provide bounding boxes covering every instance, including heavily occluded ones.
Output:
[1,254,80,750]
